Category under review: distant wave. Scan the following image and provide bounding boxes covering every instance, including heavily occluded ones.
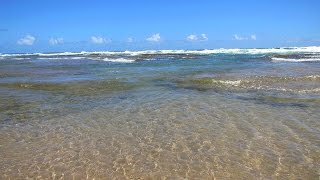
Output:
[177,75,320,93]
[271,54,320,62]
[1,46,320,56]
[1,46,320,63]
[101,58,135,63]
[271,57,320,62]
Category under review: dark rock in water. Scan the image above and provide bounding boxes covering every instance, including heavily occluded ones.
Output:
[0,79,141,96]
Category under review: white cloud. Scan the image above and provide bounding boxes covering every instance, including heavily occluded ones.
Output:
[201,34,208,41]
[146,33,161,42]
[251,34,257,40]
[187,34,208,41]
[127,37,134,43]
[91,36,111,44]
[17,35,35,45]
[187,34,198,41]
[233,34,257,41]
[233,34,247,41]
[49,38,64,45]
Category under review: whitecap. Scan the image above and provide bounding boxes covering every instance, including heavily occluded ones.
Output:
[102,58,135,63]
[271,57,320,62]
[1,46,320,59]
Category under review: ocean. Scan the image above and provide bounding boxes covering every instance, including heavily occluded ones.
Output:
[0,47,320,179]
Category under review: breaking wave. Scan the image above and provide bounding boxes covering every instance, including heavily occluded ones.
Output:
[1,46,320,63]
[271,58,320,62]
[177,75,320,93]
[101,58,135,63]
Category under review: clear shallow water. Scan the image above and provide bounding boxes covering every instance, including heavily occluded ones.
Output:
[0,49,320,179]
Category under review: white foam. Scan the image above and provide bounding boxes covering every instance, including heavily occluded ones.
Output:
[37,57,86,60]
[95,46,319,55]
[191,46,320,54]
[102,58,135,63]
[11,57,31,60]
[1,46,320,58]
[305,75,320,79]
[271,57,320,62]
[220,80,242,86]
[297,88,320,93]
[35,52,86,56]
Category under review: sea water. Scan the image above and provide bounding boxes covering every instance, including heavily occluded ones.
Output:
[0,47,319,179]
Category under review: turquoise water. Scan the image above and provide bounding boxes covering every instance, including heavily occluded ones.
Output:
[0,49,320,179]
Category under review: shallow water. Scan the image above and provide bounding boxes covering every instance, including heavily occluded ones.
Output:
[0,51,320,179]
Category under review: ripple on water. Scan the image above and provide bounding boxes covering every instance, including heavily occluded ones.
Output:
[0,91,319,179]
[175,75,320,93]
[1,54,320,179]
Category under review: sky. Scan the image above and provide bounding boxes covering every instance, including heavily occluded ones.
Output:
[0,0,320,53]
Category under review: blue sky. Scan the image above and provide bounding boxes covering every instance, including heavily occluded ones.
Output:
[0,0,320,53]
